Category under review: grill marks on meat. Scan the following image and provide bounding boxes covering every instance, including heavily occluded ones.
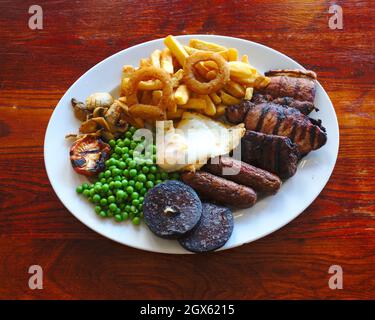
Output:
[261,69,317,104]
[225,100,253,124]
[245,102,327,155]
[240,131,299,179]
[251,93,316,115]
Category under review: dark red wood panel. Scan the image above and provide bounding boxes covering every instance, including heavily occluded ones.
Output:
[0,0,374,299]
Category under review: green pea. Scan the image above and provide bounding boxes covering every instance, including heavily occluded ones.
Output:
[94,205,101,213]
[76,186,83,194]
[145,181,154,189]
[115,207,121,215]
[129,169,137,177]
[125,205,131,212]
[132,217,140,225]
[94,185,102,193]
[122,146,129,154]
[114,181,122,189]
[140,188,147,196]
[147,173,155,181]
[100,178,106,184]
[131,192,139,200]
[115,146,123,155]
[100,198,108,206]
[109,140,116,147]
[98,172,104,179]
[112,153,120,160]
[139,196,144,203]
[89,188,96,196]
[117,141,125,148]
[130,141,137,150]
[115,214,123,222]
[118,161,126,169]
[136,174,146,183]
[108,195,115,203]
[88,197,93,203]
[161,172,169,180]
[109,181,116,189]
[126,186,134,194]
[104,170,111,178]
[132,199,140,206]
[116,190,126,199]
[122,212,129,220]
[130,205,137,213]
[121,179,128,188]
[109,203,117,212]
[102,184,109,193]
[128,180,135,187]
[124,138,131,146]
[155,180,162,186]
[83,189,90,197]
[141,166,149,174]
[99,211,107,218]
[135,181,143,190]
[122,153,129,161]
[150,166,158,174]
[125,131,132,139]
[138,203,143,211]
[129,161,137,169]
[114,176,122,182]
[93,194,101,203]
[82,183,89,190]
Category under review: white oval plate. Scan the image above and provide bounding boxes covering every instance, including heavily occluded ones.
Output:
[44,35,339,254]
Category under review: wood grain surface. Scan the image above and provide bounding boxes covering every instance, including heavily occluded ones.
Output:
[0,0,374,299]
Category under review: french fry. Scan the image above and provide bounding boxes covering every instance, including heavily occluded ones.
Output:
[174,84,190,105]
[140,58,152,67]
[231,75,256,86]
[203,60,219,70]
[220,90,241,105]
[167,109,184,119]
[150,49,161,68]
[184,46,229,60]
[215,105,227,117]
[129,104,165,120]
[202,95,216,116]
[228,61,257,79]
[152,90,163,105]
[140,90,152,104]
[209,92,221,105]
[227,48,238,61]
[224,80,246,98]
[122,65,135,77]
[255,76,271,89]
[164,35,189,67]
[241,55,249,64]
[244,87,254,100]
[171,69,184,88]
[161,48,174,74]
[179,98,207,109]
[189,39,227,52]
[195,62,211,79]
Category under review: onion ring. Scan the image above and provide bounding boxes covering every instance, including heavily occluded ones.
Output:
[125,66,176,114]
[183,51,230,95]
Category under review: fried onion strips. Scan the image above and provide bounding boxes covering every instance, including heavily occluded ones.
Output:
[183,51,230,95]
[125,66,176,116]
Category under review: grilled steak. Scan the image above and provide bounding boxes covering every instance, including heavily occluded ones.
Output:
[181,171,257,209]
[252,93,316,115]
[260,69,317,104]
[240,131,299,179]
[225,100,253,124]
[204,156,281,194]
[244,102,327,155]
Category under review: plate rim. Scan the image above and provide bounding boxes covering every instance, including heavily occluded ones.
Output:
[44,34,340,254]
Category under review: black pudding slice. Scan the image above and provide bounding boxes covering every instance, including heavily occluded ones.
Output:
[178,203,234,253]
[143,180,202,239]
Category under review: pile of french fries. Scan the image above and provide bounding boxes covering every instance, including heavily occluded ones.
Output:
[120,35,270,122]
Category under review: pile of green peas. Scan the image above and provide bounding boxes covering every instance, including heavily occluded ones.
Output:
[75,126,179,225]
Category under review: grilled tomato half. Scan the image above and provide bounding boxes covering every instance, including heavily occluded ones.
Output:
[69,135,110,176]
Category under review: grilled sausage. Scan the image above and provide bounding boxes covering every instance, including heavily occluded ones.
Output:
[181,171,257,209]
[225,100,253,124]
[204,157,281,194]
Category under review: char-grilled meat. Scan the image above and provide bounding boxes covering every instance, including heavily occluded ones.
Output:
[225,100,253,124]
[240,131,299,179]
[244,102,327,155]
[251,93,316,115]
[260,69,317,104]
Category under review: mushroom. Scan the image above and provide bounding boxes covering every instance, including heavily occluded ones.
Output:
[80,117,111,134]
[93,107,108,118]
[85,92,114,111]
[71,98,91,121]
[104,100,129,135]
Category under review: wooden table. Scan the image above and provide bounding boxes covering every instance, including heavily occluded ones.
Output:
[0,0,374,299]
